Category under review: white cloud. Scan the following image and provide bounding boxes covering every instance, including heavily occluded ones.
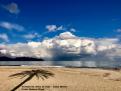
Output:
[46,25,57,32]
[58,31,76,39]
[57,26,65,30]
[46,25,65,32]
[23,33,39,39]
[70,28,76,32]
[0,21,25,31]
[28,42,41,48]
[0,34,9,42]
[2,2,20,14]
[0,31,121,62]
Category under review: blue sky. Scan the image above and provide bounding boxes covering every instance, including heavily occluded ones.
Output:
[0,0,121,43]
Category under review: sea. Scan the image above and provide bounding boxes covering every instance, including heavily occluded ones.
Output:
[0,60,121,68]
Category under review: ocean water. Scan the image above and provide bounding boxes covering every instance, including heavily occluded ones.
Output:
[0,61,121,68]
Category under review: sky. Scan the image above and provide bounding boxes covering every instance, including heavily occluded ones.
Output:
[0,0,121,43]
[1,0,121,64]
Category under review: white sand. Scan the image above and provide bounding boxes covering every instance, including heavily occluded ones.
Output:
[0,66,121,91]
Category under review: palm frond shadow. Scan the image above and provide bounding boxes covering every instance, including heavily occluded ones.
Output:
[9,69,55,91]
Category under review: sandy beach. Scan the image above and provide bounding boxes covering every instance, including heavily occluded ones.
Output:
[0,66,121,91]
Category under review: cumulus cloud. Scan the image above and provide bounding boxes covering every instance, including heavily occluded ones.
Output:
[0,21,25,31]
[0,31,121,67]
[58,31,76,39]
[46,25,65,32]
[0,31,121,64]
[2,2,20,14]
[0,34,9,42]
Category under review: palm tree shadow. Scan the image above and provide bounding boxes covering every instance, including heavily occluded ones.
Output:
[9,69,55,91]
